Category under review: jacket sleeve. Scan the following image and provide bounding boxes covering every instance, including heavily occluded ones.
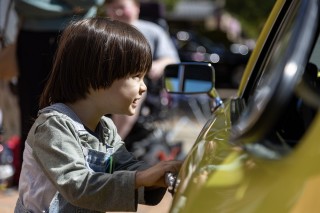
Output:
[104,116,168,205]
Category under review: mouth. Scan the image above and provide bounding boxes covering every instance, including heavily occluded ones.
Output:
[132,98,140,107]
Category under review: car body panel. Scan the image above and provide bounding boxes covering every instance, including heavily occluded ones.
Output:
[168,0,320,212]
[171,112,320,213]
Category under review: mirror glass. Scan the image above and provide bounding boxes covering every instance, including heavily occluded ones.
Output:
[164,63,214,94]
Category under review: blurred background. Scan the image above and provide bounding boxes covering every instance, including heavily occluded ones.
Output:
[100,0,276,88]
[0,0,275,212]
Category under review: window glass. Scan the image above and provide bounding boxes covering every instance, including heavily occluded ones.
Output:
[248,32,320,159]
[235,0,320,158]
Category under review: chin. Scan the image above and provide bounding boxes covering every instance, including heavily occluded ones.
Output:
[127,109,135,116]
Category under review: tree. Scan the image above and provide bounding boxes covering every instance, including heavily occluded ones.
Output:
[162,0,180,11]
[224,0,276,38]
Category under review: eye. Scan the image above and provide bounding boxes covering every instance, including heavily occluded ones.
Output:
[132,73,145,80]
[132,75,140,80]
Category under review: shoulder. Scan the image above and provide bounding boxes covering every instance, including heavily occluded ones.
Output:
[135,20,159,27]
[33,110,80,137]
[37,110,72,127]
[25,110,81,153]
[134,20,166,33]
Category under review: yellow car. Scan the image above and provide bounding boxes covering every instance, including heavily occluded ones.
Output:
[164,0,320,212]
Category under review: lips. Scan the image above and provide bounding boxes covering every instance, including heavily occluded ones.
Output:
[132,98,140,107]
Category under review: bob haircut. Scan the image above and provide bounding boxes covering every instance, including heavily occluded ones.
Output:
[39,17,152,108]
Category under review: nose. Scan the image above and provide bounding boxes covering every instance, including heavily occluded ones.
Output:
[140,80,147,94]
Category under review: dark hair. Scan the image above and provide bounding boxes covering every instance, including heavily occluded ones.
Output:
[39,17,151,108]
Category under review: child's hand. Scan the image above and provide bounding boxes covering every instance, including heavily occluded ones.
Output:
[135,160,182,188]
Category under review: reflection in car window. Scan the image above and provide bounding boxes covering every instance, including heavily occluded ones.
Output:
[240,1,320,159]
[248,33,320,159]
[232,2,301,146]
[247,3,298,110]
[309,35,320,67]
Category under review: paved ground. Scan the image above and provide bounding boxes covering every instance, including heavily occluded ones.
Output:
[0,188,18,213]
[0,188,174,213]
[0,82,236,213]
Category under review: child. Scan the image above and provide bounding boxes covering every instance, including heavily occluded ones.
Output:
[105,0,180,143]
[14,17,182,212]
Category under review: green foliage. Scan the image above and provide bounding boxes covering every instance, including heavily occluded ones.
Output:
[224,0,276,38]
[162,0,180,11]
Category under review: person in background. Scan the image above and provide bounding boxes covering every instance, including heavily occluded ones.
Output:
[13,0,105,186]
[15,17,182,213]
[105,0,180,143]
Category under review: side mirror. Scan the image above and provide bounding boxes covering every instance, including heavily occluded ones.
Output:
[164,62,215,95]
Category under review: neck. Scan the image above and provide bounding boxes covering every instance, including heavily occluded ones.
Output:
[66,101,101,132]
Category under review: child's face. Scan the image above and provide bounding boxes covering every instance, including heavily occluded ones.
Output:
[95,73,147,115]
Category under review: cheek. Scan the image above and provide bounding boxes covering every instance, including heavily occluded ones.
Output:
[120,82,140,97]
[112,78,142,98]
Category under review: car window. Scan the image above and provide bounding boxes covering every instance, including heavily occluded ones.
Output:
[247,35,320,158]
[246,2,299,108]
[231,0,320,158]
[310,35,320,67]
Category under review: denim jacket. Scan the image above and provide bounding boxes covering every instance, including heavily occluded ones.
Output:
[15,103,166,212]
